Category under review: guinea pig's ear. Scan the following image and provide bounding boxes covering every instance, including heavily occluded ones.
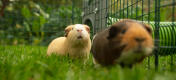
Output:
[65,25,74,37]
[143,24,152,35]
[107,26,118,39]
[84,25,90,33]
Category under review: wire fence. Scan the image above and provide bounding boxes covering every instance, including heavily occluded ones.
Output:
[83,0,176,70]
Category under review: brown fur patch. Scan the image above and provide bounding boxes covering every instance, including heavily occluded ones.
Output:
[92,19,154,67]
[65,25,74,37]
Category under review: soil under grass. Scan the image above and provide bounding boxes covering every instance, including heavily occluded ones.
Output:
[0,45,176,80]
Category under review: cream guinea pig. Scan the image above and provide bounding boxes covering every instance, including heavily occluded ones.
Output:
[47,24,91,62]
[92,19,154,67]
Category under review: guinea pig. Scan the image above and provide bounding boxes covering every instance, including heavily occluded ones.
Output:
[47,24,91,62]
[92,19,154,67]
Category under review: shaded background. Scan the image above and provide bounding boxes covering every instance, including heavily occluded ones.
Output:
[0,0,175,46]
[0,0,82,45]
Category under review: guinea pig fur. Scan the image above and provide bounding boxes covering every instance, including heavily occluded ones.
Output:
[92,19,154,67]
[47,24,91,61]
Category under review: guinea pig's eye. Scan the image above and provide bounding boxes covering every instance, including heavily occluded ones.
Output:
[121,29,127,34]
[72,28,74,30]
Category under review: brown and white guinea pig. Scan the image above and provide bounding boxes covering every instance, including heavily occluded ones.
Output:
[47,24,91,62]
[92,19,154,67]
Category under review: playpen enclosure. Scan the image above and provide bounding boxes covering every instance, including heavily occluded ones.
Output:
[83,0,176,54]
[0,0,175,69]
[82,0,176,69]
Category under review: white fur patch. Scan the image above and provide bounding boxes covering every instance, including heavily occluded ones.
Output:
[145,47,153,55]
[116,47,153,64]
[73,24,89,38]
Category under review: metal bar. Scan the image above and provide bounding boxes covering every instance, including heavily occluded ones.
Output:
[171,55,174,71]
[127,0,129,18]
[136,0,138,20]
[117,0,119,18]
[100,0,102,30]
[159,2,176,8]
[154,0,160,71]
[94,0,97,34]
[148,0,151,69]
[131,0,133,18]
[172,0,176,48]
[72,0,74,24]
[158,46,176,48]
[123,0,125,18]
[111,0,113,18]
[114,0,116,18]
[148,0,150,23]
[106,0,108,27]
[120,0,121,18]
[142,0,144,22]
[171,0,175,71]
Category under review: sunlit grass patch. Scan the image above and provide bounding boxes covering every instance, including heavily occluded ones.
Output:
[0,45,176,80]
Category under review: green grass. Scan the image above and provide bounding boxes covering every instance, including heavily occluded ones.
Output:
[0,45,176,80]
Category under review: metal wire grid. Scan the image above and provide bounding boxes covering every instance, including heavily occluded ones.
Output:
[83,0,176,70]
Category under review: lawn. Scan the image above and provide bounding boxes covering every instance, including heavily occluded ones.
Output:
[0,45,176,80]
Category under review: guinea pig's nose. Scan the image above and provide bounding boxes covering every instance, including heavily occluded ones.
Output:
[77,29,83,32]
[135,37,146,43]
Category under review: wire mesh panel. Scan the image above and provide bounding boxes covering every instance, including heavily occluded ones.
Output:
[83,0,109,37]
[83,0,176,70]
